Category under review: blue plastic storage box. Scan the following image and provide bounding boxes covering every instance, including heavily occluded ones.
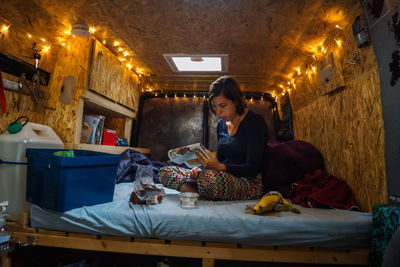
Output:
[26,148,121,212]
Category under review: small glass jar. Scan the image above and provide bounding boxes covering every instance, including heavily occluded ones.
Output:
[179,192,199,208]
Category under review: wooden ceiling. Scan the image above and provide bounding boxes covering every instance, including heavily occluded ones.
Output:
[5,0,357,92]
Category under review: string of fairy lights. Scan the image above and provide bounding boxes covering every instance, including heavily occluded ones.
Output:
[0,19,146,77]
[275,24,344,99]
[1,18,345,102]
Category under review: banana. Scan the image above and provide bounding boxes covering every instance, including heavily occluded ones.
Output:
[252,191,300,214]
[252,191,281,214]
[275,197,300,214]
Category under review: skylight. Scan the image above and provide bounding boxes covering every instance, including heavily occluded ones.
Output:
[164,54,228,72]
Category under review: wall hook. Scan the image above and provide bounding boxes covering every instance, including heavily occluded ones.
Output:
[347,51,360,65]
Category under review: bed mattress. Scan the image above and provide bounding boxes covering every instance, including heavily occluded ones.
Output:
[30,182,372,248]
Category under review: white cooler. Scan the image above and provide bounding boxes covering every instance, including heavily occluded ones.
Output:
[0,122,64,221]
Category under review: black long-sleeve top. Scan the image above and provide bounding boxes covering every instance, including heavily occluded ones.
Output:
[216,110,268,178]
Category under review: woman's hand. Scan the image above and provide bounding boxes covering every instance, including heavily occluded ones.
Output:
[195,150,226,171]
[189,167,202,179]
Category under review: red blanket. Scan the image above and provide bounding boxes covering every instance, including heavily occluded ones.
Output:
[287,169,360,210]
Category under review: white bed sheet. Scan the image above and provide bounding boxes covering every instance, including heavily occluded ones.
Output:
[30,182,372,248]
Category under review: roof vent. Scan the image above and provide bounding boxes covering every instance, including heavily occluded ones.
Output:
[71,23,90,38]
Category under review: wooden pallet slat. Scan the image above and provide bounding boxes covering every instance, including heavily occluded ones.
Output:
[10,230,370,266]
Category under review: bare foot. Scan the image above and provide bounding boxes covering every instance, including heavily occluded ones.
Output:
[180,184,198,193]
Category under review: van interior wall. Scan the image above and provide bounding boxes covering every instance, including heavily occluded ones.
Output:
[0,1,60,133]
[0,1,92,143]
[288,2,386,212]
[0,1,130,143]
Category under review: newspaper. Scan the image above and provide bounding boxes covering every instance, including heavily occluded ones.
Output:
[168,143,210,168]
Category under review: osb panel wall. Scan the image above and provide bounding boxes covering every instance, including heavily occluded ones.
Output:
[0,19,60,133]
[89,38,139,111]
[289,6,386,211]
[43,37,91,143]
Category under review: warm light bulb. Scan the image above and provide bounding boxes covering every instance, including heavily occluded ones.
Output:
[183,93,186,97]
[312,66,316,72]
[123,51,129,57]
[89,27,96,34]
[103,40,106,45]
[61,43,66,46]
[296,67,301,74]
[1,25,10,32]
[312,55,316,60]
[335,25,342,29]
[126,63,132,70]
[41,38,46,42]
[113,41,119,46]
[42,45,51,53]
[119,57,126,61]
[118,48,123,52]
[335,38,342,46]
[27,33,32,38]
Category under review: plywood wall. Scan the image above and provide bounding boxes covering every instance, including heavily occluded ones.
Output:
[0,3,140,142]
[288,4,386,211]
[0,16,60,133]
[43,37,91,143]
[0,31,134,143]
[0,14,91,143]
[89,39,139,111]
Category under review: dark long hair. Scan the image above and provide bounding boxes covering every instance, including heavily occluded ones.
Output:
[208,76,246,115]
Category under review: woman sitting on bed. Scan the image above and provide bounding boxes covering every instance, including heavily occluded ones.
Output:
[158,76,268,200]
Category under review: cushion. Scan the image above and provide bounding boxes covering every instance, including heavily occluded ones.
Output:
[261,140,324,196]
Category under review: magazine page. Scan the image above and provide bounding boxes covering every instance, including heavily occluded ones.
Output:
[168,143,209,168]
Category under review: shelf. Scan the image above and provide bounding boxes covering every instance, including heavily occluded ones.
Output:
[74,90,136,145]
[83,90,135,118]
[65,143,150,155]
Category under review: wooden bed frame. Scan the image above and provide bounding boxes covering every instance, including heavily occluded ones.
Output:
[3,213,370,267]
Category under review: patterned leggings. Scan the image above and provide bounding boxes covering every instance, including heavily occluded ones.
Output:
[158,166,263,201]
